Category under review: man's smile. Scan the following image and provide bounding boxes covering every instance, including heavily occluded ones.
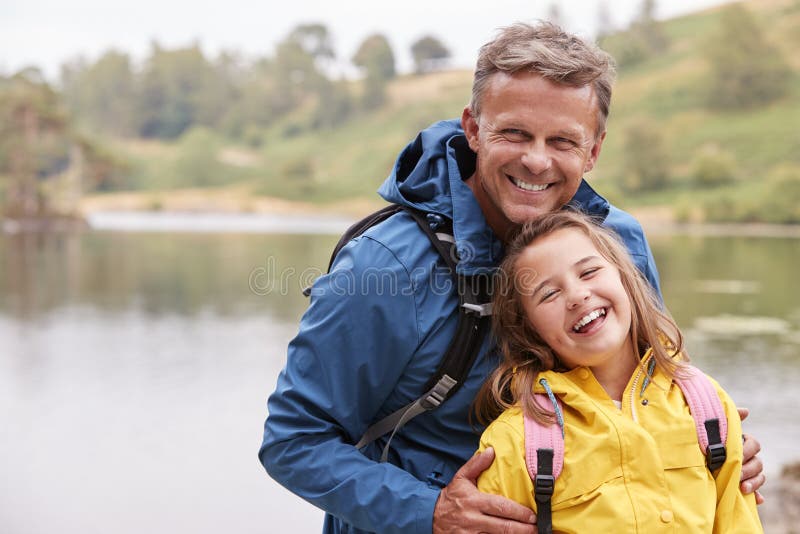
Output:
[509,175,550,192]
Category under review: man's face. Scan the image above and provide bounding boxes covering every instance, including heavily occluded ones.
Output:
[462,71,606,239]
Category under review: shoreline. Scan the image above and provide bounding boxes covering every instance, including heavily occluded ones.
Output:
[77,189,386,219]
[3,191,799,238]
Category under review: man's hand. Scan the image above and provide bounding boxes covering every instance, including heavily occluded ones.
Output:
[433,447,537,534]
[738,407,765,504]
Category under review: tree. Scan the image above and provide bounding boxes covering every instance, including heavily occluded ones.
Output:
[287,23,335,64]
[352,33,396,81]
[602,0,669,69]
[410,35,451,74]
[704,3,792,109]
[0,72,121,216]
[268,24,348,128]
[218,61,279,140]
[60,50,139,137]
[136,43,230,139]
[0,73,69,216]
[352,33,396,109]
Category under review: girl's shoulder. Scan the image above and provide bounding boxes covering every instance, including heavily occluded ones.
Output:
[481,405,525,440]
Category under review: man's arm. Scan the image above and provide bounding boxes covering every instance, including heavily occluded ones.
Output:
[260,236,438,534]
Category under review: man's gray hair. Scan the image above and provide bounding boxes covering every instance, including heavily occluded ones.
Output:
[470,21,616,136]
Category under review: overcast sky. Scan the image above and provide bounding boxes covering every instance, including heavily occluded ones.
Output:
[1,0,733,81]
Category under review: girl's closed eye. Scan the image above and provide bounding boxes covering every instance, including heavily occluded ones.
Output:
[580,266,601,278]
[540,287,559,303]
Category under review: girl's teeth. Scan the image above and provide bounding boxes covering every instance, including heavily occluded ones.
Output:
[573,309,605,331]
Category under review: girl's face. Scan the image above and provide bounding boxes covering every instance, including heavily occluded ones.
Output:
[516,228,634,377]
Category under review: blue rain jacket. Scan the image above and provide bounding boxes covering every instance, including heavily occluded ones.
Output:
[259,119,661,534]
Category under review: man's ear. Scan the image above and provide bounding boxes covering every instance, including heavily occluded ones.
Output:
[584,131,607,173]
[461,106,480,153]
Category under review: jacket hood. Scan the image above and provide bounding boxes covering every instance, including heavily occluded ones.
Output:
[378,119,464,217]
[379,119,502,274]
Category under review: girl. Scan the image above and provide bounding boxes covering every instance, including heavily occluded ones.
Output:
[474,211,761,533]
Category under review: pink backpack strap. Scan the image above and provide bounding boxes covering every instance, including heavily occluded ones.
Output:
[523,392,564,534]
[674,365,728,472]
[523,393,565,480]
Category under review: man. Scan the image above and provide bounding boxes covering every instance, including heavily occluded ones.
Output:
[260,22,764,534]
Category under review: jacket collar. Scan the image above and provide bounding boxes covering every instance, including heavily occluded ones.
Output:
[533,352,672,400]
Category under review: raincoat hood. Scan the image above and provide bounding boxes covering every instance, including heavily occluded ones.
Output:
[378,119,501,274]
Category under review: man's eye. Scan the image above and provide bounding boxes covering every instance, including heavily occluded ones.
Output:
[552,137,576,149]
[502,129,528,141]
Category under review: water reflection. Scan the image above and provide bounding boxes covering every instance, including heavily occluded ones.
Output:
[0,307,324,534]
[0,230,339,320]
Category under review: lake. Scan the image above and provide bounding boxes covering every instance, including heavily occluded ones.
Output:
[1,213,798,533]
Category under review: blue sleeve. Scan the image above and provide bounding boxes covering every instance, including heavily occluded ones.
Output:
[259,236,440,534]
[604,205,663,301]
[635,236,662,301]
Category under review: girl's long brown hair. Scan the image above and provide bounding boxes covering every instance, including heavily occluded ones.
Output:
[473,210,686,426]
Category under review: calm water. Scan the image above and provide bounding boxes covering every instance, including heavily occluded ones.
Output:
[1,220,798,533]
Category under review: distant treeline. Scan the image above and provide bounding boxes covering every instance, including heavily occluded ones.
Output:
[59,24,451,142]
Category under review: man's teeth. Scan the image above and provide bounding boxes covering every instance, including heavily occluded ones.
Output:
[512,177,548,192]
[573,309,606,332]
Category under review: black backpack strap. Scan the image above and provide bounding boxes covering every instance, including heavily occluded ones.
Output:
[704,418,727,472]
[534,448,555,534]
[401,208,493,400]
[344,206,493,460]
[302,204,405,297]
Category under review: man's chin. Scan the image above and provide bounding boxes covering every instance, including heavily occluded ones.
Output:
[507,204,553,225]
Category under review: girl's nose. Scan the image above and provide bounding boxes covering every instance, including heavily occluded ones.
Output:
[567,286,591,309]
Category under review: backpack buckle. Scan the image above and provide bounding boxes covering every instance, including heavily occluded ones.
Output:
[462,302,493,317]
[420,375,457,410]
[706,443,727,472]
[534,474,555,500]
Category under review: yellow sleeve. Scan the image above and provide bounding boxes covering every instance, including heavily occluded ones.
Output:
[710,378,764,533]
[476,410,537,511]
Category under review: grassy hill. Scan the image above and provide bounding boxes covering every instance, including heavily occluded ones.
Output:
[105,0,800,221]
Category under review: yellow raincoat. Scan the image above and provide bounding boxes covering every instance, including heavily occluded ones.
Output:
[477,360,762,533]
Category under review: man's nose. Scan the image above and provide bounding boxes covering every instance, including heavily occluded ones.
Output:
[520,142,552,175]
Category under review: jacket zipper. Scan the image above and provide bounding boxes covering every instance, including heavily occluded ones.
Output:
[629,364,645,423]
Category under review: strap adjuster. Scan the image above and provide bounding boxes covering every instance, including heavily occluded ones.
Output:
[420,375,457,410]
[534,474,555,500]
[706,443,727,472]
[461,302,492,317]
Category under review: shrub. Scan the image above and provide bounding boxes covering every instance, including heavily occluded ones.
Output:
[622,118,671,192]
[690,145,738,187]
